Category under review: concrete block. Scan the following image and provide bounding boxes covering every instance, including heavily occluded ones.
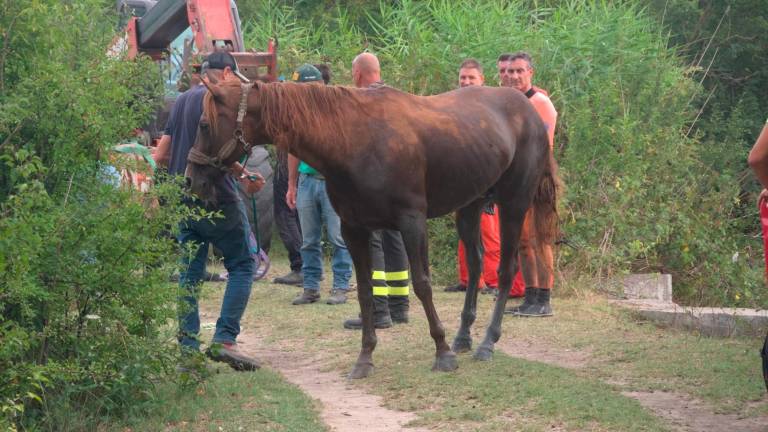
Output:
[623,273,673,303]
[616,300,768,338]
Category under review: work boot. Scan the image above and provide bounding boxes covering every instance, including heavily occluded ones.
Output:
[273,270,303,286]
[343,296,393,329]
[205,342,260,371]
[326,289,348,305]
[443,282,467,292]
[291,289,320,305]
[516,288,553,317]
[388,295,409,324]
[505,287,538,315]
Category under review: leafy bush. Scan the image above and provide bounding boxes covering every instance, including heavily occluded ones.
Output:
[0,1,190,429]
[241,0,764,306]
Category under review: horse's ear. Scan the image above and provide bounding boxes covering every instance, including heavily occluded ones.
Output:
[201,79,225,103]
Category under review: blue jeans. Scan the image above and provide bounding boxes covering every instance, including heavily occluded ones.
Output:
[296,174,352,291]
[177,200,254,351]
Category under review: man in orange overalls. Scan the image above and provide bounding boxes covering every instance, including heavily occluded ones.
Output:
[497,52,558,317]
[445,59,526,299]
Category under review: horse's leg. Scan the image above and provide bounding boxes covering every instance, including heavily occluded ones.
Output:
[474,193,529,361]
[341,222,376,379]
[451,199,486,354]
[397,210,458,372]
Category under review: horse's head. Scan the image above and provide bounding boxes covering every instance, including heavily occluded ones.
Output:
[186,80,268,205]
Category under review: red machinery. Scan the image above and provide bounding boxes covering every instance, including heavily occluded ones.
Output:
[112,0,276,276]
[115,0,277,83]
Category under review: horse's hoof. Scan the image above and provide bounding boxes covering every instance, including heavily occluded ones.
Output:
[432,351,458,372]
[451,337,472,354]
[473,346,494,361]
[348,362,374,379]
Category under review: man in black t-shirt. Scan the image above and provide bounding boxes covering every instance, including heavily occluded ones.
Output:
[154,51,264,371]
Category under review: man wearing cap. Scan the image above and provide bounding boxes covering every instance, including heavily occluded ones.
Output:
[154,51,264,371]
[341,52,411,330]
[285,64,353,306]
[496,51,558,318]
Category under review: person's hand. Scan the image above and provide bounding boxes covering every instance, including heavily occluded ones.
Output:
[238,170,265,194]
[286,184,297,210]
[758,189,768,208]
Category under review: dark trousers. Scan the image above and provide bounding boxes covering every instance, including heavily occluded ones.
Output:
[370,229,410,298]
[273,168,303,272]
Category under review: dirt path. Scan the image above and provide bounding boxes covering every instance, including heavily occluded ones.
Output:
[200,311,429,432]
[199,296,767,432]
[493,332,768,432]
[495,335,592,369]
[623,391,768,432]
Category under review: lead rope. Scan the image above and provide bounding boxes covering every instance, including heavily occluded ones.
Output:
[238,153,270,282]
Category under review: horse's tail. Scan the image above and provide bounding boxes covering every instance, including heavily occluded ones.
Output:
[532,149,561,248]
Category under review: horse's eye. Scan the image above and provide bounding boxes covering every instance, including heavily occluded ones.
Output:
[200,121,209,131]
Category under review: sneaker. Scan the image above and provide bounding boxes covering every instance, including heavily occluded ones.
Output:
[326,289,348,305]
[480,285,498,296]
[273,270,303,286]
[205,342,260,371]
[444,283,467,292]
[292,289,320,305]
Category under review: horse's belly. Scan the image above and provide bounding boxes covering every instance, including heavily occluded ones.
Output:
[425,174,498,218]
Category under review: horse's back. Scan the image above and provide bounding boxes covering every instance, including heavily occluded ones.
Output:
[328,85,549,221]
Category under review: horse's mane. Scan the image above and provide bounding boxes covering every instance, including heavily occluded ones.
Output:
[204,80,367,151]
[203,90,219,134]
[256,81,365,147]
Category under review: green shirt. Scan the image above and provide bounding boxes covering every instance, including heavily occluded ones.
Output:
[298,160,320,176]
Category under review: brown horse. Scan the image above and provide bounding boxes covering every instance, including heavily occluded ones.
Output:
[186,80,558,378]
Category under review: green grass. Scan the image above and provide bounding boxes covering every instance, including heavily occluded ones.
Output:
[109,365,326,432]
[194,254,767,431]
[42,246,766,431]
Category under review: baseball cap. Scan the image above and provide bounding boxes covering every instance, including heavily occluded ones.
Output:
[291,64,322,83]
[201,51,249,82]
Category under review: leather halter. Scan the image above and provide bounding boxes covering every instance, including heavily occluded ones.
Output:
[187,82,254,170]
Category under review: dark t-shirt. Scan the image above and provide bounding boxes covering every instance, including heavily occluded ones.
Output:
[165,84,239,203]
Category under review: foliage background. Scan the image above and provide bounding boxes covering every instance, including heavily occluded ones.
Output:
[239,0,768,307]
[0,0,189,429]
[2,0,767,429]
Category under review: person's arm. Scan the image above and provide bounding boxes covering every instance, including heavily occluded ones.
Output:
[530,94,558,151]
[748,121,768,191]
[153,134,171,167]
[286,154,300,210]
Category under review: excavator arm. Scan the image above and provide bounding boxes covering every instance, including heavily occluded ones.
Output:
[118,0,277,82]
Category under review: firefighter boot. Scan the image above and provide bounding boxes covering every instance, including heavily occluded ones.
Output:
[388,295,409,324]
[343,296,393,330]
[516,288,553,317]
[505,287,538,315]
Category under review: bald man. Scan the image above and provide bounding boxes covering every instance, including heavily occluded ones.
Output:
[342,52,412,330]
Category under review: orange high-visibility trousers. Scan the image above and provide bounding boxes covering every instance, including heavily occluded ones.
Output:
[457,208,525,296]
